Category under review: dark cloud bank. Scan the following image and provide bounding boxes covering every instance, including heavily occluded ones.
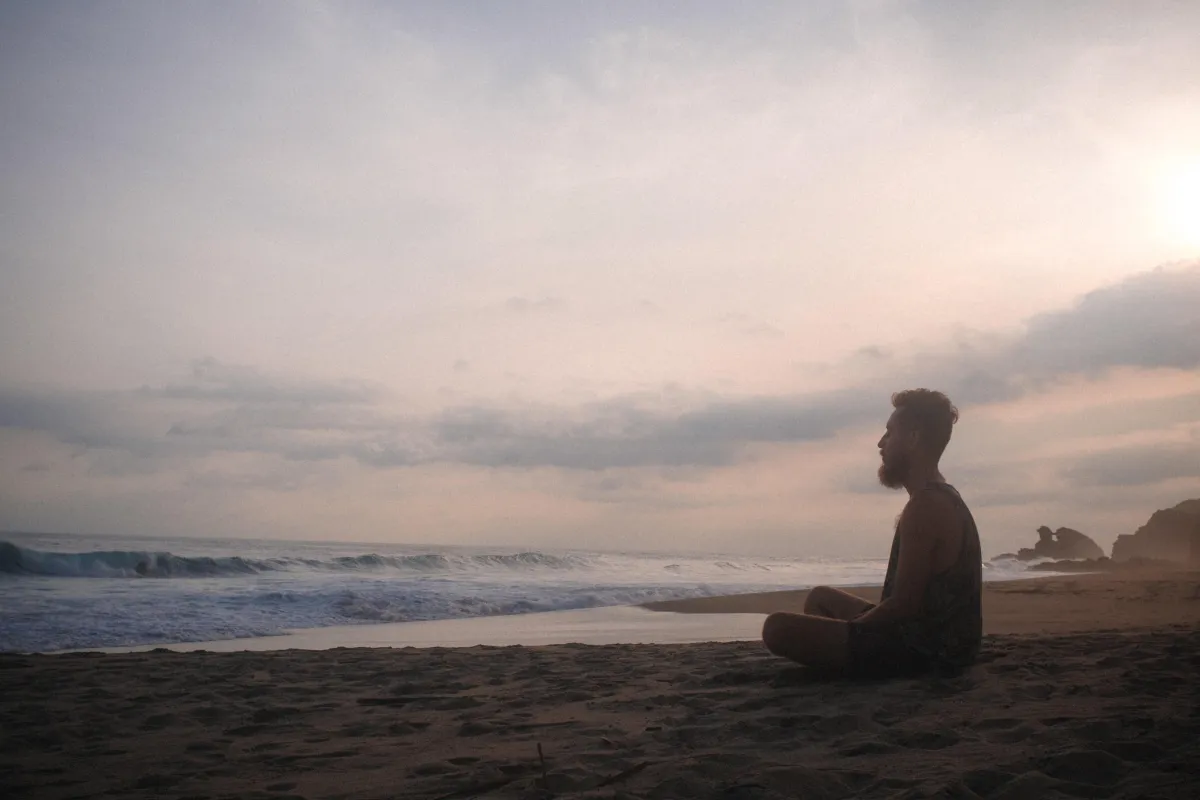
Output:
[2,264,1198,488]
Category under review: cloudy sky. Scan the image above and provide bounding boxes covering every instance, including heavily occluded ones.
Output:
[2,1,1199,557]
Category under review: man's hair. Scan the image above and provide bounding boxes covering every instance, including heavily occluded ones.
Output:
[892,389,958,459]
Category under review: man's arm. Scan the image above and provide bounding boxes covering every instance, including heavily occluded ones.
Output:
[854,490,954,626]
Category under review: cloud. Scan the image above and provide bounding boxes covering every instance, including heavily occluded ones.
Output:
[0,389,161,456]
[1011,265,1200,378]
[147,357,383,405]
[388,265,1200,471]
[0,358,397,468]
[2,265,1199,476]
[885,263,1200,407]
[1063,441,1200,488]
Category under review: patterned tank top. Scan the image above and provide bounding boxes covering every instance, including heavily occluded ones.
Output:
[879,481,983,668]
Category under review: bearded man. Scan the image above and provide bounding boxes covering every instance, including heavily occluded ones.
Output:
[761,389,982,676]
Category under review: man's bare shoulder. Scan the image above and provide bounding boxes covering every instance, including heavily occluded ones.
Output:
[899,486,959,535]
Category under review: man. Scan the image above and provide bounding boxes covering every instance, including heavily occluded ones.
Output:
[761,389,982,676]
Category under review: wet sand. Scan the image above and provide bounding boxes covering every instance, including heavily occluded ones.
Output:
[3,571,1198,799]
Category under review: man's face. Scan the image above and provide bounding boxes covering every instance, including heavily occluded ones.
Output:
[876,410,914,489]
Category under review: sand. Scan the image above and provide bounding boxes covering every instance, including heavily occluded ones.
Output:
[645,570,1200,635]
[92,605,770,654]
[3,572,1199,800]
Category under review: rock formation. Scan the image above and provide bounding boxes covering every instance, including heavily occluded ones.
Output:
[1013,526,1105,561]
[1111,499,1200,563]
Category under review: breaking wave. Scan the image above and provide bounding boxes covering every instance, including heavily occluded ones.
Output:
[0,540,588,579]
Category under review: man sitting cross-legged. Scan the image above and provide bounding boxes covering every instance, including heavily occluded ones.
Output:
[761,389,982,678]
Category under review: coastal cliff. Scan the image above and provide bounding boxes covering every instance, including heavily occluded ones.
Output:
[1111,498,1200,563]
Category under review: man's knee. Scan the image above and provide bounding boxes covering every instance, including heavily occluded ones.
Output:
[804,585,832,614]
[761,611,791,654]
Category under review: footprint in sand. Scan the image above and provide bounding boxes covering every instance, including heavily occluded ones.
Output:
[252,706,300,723]
[457,721,495,736]
[813,713,869,736]
[962,767,1018,796]
[411,762,456,777]
[972,717,1022,730]
[225,723,269,737]
[190,705,225,724]
[1039,715,1075,727]
[432,696,485,710]
[138,712,175,730]
[1040,749,1127,786]
[986,722,1042,745]
[838,739,899,756]
[1099,740,1167,762]
[886,728,961,750]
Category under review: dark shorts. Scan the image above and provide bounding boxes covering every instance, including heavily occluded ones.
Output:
[846,613,931,678]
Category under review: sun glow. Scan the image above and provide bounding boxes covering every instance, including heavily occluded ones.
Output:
[1156,158,1200,251]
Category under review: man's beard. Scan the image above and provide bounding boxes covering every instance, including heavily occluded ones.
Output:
[878,453,909,489]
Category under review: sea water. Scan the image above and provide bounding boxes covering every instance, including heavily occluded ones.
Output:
[0,532,1038,652]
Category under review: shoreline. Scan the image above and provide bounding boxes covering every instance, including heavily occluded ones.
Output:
[47,567,1200,654]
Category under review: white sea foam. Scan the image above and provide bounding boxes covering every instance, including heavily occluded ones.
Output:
[0,532,1041,653]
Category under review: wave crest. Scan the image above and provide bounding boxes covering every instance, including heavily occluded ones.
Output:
[0,540,589,579]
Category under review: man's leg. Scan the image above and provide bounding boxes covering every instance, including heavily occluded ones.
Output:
[761,612,850,670]
[803,585,874,620]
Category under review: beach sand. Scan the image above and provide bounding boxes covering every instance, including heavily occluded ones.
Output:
[3,572,1198,799]
[646,570,1200,635]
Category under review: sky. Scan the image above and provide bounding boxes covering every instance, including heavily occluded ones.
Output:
[2,1,1199,558]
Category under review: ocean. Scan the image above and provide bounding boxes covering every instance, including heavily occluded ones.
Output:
[0,532,1038,653]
